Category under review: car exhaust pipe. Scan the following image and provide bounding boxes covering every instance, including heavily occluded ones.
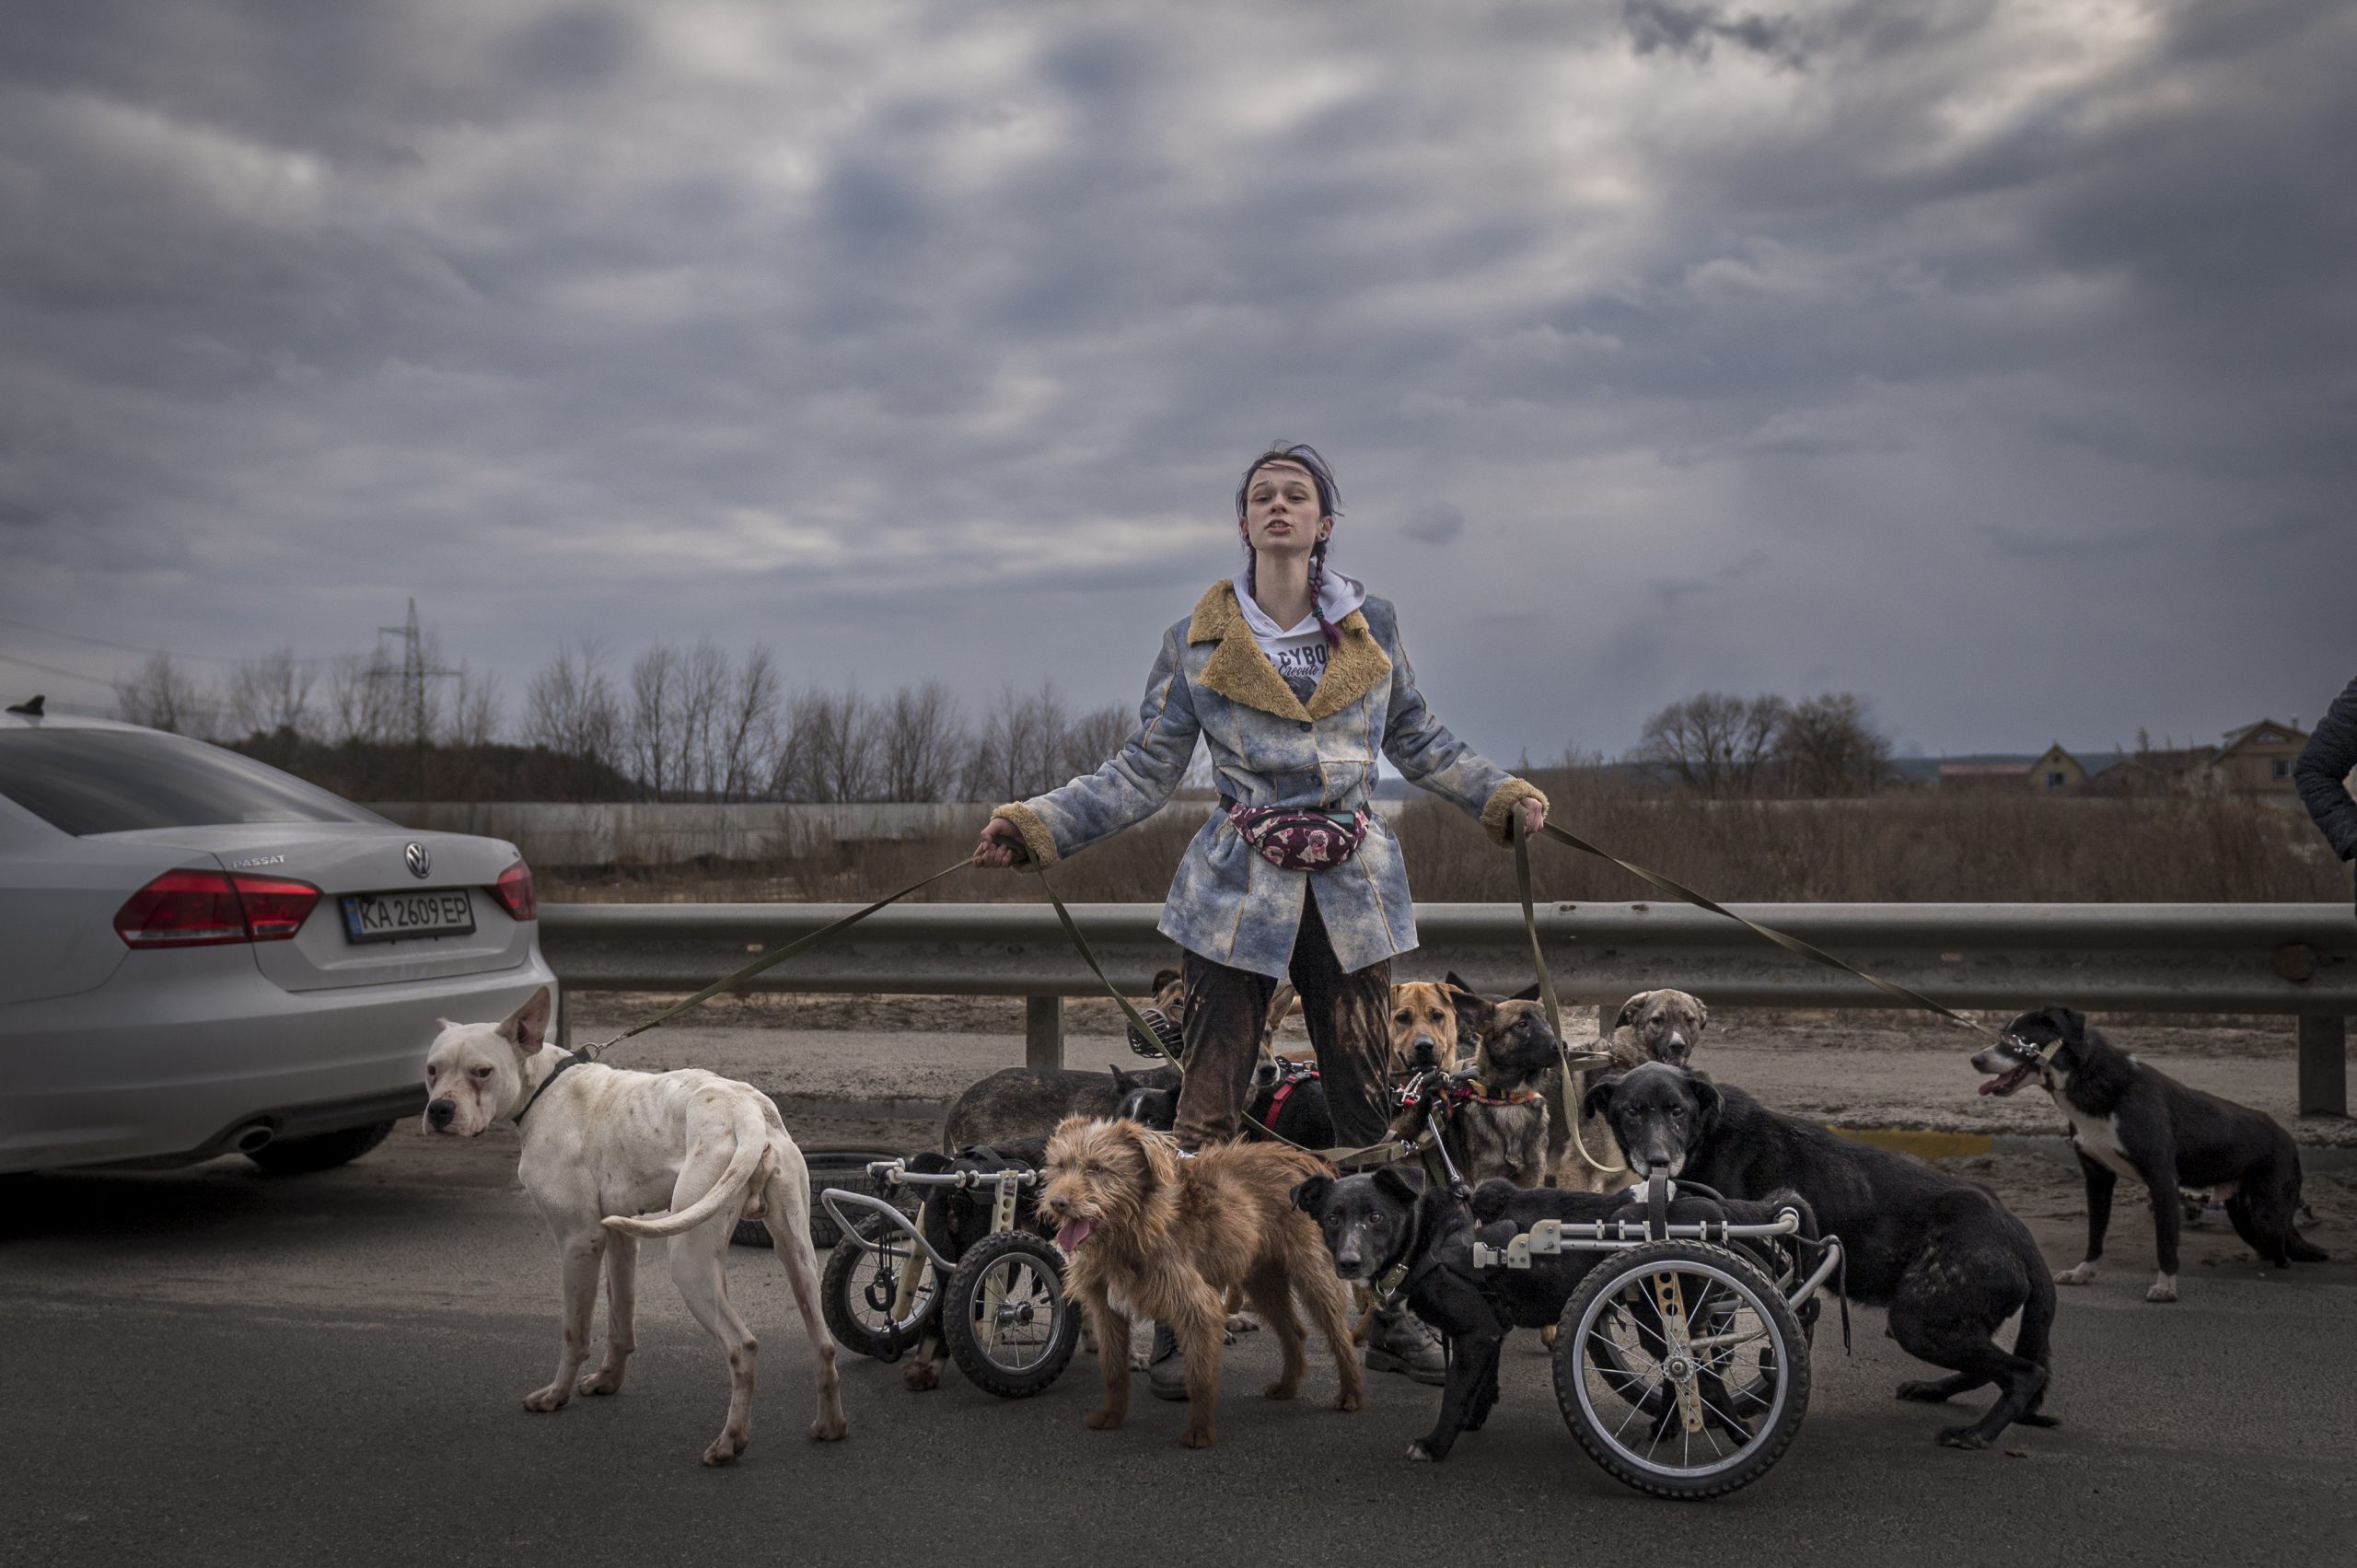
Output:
[232,1121,275,1154]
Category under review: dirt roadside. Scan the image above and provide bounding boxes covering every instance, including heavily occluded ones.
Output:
[553,991,2356,1147]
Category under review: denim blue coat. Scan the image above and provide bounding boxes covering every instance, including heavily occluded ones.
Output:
[996,580,1545,979]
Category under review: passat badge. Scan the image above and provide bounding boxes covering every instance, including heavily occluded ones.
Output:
[404,842,432,879]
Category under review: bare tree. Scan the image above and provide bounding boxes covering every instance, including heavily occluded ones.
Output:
[963,681,1070,801]
[324,649,402,744]
[626,645,681,800]
[1055,701,1131,784]
[443,663,505,750]
[1632,692,1789,797]
[520,640,621,799]
[713,645,784,804]
[521,639,621,782]
[668,641,731,798]
[776,687,877,803]
[877,680,968,803]
[226,649,315,738]
[1775,692,1891,796]
[115,653,214,735]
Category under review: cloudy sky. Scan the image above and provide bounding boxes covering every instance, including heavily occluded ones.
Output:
[2,0,2351,762]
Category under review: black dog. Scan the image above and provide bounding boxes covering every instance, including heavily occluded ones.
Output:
[1294,1166,1814,1462]
[1977,1005,2327,1301]
[1114,1060,1341,1148]
[1587,1063,2057,1448]
[899,1138,1051,1391]
[943,1063,1178,1151]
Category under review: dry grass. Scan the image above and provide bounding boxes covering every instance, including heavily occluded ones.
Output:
[544,789,2348,905]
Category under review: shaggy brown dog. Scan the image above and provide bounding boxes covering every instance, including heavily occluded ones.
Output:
[1038,1117,1364,1447]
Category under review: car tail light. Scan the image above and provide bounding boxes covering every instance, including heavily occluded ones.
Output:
[115,871,247,947]
[114,870,321,948]
[492,860,537,923]
[233,875,323,940]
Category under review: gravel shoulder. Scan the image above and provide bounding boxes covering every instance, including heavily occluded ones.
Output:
[558,992,2357,1146]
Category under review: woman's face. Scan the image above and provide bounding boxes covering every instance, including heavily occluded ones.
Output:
[1240,461,1329,557]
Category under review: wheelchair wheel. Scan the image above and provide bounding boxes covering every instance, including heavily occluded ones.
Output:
[1554,1241,1809,1500]
[941,1232,1079,1399]
[819,1211,941,1362]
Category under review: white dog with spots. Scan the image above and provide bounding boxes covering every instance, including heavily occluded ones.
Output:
[421,988,846,1465]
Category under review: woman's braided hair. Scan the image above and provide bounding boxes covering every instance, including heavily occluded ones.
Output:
[1235,442,1343,650]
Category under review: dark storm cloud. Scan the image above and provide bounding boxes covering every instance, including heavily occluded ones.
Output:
[1,0,2350,762]
[1622,2,1809,68]
[1402,503,1467,545]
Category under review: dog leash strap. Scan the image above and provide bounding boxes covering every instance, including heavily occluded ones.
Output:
[1032,862,1410,1170]
[1528,819,1992,1037]
[576,856,974,1058]
[1514,820,1620,1175]
[1512,821,1565,1040]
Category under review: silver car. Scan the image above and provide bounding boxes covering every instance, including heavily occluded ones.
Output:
[0,703,559,1176]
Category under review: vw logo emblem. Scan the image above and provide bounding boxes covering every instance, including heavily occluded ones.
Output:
[404,842,432,879]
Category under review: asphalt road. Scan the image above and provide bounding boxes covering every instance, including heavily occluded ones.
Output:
[6,1124,2353,1568]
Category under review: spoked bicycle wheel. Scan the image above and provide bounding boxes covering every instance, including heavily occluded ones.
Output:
[941,1232,1078,1398]
[1554,1241,1809,1500]
[819,1210,941,1363]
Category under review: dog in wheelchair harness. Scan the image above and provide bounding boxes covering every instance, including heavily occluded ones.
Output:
[1294,1167,1826,1463]
[895,1139,1050,1391]
[1112,1054,1347,1149]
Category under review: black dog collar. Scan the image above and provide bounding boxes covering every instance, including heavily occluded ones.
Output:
[512,1051,585,1127]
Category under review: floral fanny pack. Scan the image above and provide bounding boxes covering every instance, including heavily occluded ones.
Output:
[1224,799,1370,872]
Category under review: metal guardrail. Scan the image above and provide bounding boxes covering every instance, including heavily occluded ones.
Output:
[539,900,2356,1114]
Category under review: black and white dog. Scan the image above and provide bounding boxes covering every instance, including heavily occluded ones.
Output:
[1975,1005,2327,1302]
[1586,1063,2058,1448]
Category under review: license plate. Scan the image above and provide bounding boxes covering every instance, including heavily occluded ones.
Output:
[341,889,477,945]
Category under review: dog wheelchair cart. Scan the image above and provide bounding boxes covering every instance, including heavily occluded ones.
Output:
[819,1158,1079,1399]
[1404,1080,1844,1500]
[1481,1169,1844,1500]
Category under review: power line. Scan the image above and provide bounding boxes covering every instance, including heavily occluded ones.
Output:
[0,612,337,667]
[0,651,124,689]
[0,650,232,720]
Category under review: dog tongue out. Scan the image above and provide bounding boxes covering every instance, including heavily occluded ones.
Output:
[1979,1064,2033,1097]
[1055,1218,1093,1251]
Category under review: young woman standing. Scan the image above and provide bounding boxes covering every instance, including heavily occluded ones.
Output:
[974,443,1549,1387]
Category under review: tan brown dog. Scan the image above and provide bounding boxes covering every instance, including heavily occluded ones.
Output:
[1551,988,1711,1193]
[1038,1117,1363,1448]
[1386,980,1476,1075]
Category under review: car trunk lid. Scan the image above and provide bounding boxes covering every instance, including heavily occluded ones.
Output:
[97,825,535,992]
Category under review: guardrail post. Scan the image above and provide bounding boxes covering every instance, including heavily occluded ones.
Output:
[2297,1015,2347,1117]
[1026,994,1064,1072]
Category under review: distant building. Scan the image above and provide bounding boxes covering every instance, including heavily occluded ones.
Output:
[1936,743,2090,794]
[2028,743,2087,794]
[2211,719,2307,795]
[2084,744,2219,797]
[1937,758,2037,793]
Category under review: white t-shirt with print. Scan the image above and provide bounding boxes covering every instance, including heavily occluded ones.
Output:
[1237,569,1368,705]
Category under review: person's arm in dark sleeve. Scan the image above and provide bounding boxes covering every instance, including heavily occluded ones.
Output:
[2294,675,2357,860]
